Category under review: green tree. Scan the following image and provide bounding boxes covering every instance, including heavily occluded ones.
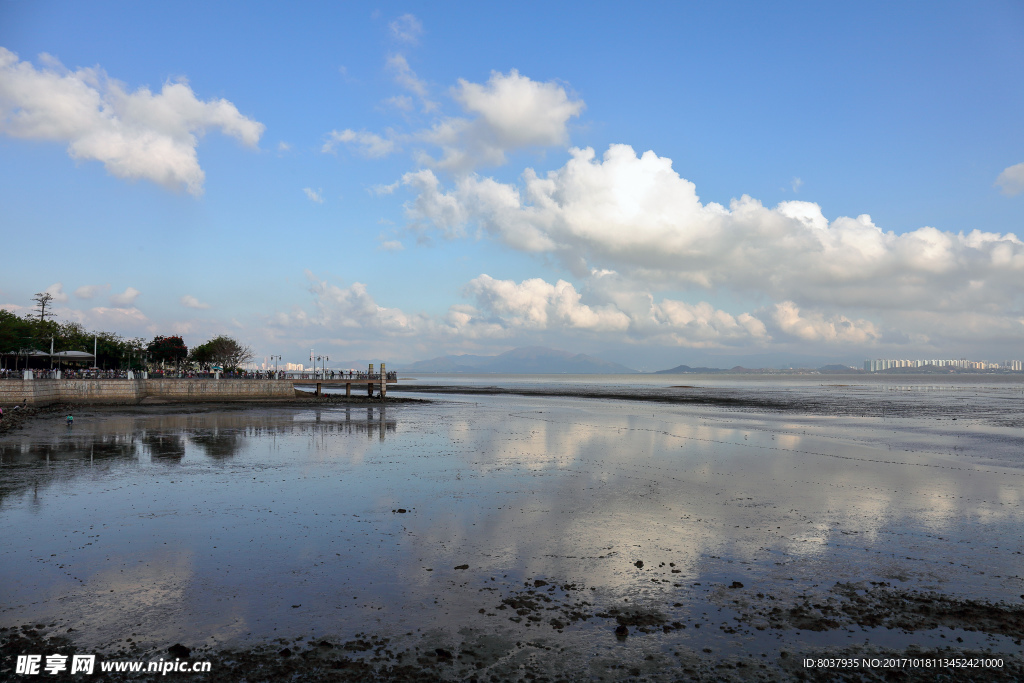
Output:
[0,308,142,370]
[0,309,34,354]
[147,336,188,368]
[190,335,253,371]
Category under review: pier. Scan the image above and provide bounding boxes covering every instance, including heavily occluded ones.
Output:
[290,363,397,400]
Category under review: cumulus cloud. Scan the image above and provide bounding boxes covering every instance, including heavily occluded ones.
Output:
[454,69,583,150]
[0,48,264,195]
[322,128,396,157]
[180,295,210,310]
[270,271,421,336]
[378,239,404,252]
[303,187,324,203]
[43,282,68,302]
[389,14,423,44]
[110,286,140,306]
[74,283,109,299]
[271,270,775,352]
[995,162,1024,196]
[326,69,582,172]
[647,300,769,347]
[403,144,1024,317]
[466,274,630,332]
[770,301,880,344]
[420,69,584,171]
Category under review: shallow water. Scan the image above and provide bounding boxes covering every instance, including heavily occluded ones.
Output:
[1,384,1022,677]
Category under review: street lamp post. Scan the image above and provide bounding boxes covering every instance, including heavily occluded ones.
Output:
[270,354,282,378]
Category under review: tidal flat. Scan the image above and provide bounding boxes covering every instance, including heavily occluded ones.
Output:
[1,378,1023,681]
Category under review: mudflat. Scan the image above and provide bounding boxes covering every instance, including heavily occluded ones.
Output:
[1,380,1022,681]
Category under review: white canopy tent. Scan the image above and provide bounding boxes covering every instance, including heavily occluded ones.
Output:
[50,351,96,362]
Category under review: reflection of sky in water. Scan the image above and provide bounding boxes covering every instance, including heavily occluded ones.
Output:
[0,395,1021,652]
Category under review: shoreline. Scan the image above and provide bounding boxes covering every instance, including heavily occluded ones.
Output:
[0,395,425,435]
[388,383,1024,425]
[3,582,1021,682]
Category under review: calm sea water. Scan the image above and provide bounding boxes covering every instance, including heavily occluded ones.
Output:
[2,376,1022,675]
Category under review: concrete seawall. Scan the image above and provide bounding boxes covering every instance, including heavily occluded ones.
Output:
[0,379,299,406]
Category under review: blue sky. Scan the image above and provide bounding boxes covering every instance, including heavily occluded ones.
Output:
[1,1,1022,369]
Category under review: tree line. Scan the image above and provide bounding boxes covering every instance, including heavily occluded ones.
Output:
[0,308,254,372]
[147,334,255,372]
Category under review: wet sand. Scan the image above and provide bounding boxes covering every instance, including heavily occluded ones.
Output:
[1,383,1022,681]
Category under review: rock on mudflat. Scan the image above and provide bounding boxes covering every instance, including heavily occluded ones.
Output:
[167,643,190,658]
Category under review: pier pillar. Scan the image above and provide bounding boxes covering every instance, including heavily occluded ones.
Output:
[380,362,386,402]
[316,382,321,396]
[368,364,374,397]
[345,382,351,397]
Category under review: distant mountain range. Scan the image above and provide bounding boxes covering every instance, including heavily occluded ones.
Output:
[653,364,735,374]
[398,346,637,374]
[655,363,862,374]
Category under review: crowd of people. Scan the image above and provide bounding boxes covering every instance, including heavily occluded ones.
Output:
[291,370,398,381]
[0,368,400,381]
[0,368,139,379]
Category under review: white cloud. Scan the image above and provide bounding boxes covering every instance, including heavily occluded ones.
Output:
[647,299,769,347]
[303,187,324,203]
[74,283,109,299]
[770,301,880,343]
[326,69,582,173]
[322,128,396,157]
[43,282,68,302]
[791,176,803,193]
[378,239,404,252]
[463,274,777,348]
[389,14,423,44]
[454,69,584,150]
[466,274,629,332]
[372,180,399,195]
[277,141,291,152]
[403,144,1024,318]
[383,94,413,111]
[267,270,925,358]
[180,295,210,310]
[385,54,436,112]
[418,70,584,172]
[54,305,150,336]
[269,272,418,336]
[110,286,140,306]
[0,48,264,195]
[995,162,1024,196]
[84,306,148,327]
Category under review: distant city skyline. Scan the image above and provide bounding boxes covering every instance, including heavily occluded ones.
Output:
[865,358,1023,372]
[2,2,1022,369]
